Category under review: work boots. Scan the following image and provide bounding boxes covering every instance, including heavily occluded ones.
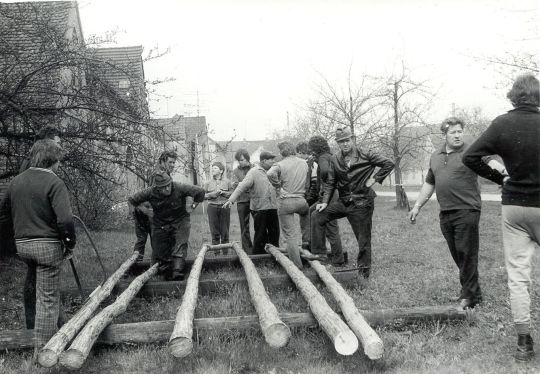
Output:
[515,334,534,362]
[170,257,186,281]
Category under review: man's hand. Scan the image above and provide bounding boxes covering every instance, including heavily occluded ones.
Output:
[191,202,199,211]
[316,203,328,212]
[222,200,233,209]
[408,206,420,224]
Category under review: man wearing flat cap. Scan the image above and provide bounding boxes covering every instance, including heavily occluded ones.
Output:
[223,151,280,254]
[128,171,205,280]
[312,126,394,278]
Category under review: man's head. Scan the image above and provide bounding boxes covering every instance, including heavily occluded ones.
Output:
[211,161,225,178]
[440,117,465,150]
[29,139,63,171]
[153,171,172,196]
[259,151,276,170]
[234,148,251,168]
[158,150,177,174]
[277,141,296,157]
[308,136,330,158]
[295,141,310,160]
[507,73,540,108]
[335,127,353,154]
[36,125,61,145]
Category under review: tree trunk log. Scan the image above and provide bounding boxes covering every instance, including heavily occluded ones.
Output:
[265,244,358,355]
[38,251,140,368]
[305,253,383,360]
[168,244,209,358]
[232,242,290,348]
[58,263,159,370]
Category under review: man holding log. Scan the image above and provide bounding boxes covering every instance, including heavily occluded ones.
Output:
[311,127,394,278]
[223,151,280,254]
[128,171,205,281]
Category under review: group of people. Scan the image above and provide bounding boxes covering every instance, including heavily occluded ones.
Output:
[0,73,538,362]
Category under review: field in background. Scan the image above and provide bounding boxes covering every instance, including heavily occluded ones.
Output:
[1,197,539,373]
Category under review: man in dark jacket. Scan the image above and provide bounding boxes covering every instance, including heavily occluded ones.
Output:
[311,127,394,278]
[231,149,254,253]
[128,171,205,280]
[463,73,540,362]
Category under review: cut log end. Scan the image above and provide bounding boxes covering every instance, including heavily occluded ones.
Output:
[364,340,384,360]
[263,323,292,348]
[334,331,359,356]
[168,337,193,358]
[37,349,58,368]
[59,349,86,370]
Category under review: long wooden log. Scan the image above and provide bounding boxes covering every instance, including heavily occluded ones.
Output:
[59,263,159,370]
[61,268,359,298]
[38,251,140,368]
[207,243,234,251]
[0,305,466,349]
[168,245,209,358]
[232,242,290,348]
[307,256,383,360]
[266,244,358,355]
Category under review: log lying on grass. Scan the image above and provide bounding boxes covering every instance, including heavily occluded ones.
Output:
[232,242,290,348]
[59,263,159,370]
[38,251,140,368]
[266,244,358,355]
[168,244,209,358]
[305,253,383,360]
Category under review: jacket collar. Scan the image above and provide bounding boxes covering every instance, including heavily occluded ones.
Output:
[509,104,540,114]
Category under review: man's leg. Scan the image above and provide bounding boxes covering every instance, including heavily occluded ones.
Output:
[278,198,303,268]
[326,219,344,264]
[220,206,231,244]
[171,216,191,280]
[311,200,347,255]
[151,225,174,278]
[298,199,310,250]
[133,210,149,261]
[237,202,253,253]
[23,261,37,329]
[207,204,221,245]
[252,210,268,255]
[267,209,280,248]
[346,200,374,278]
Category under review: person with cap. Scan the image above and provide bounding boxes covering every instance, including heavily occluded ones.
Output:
[408,117,490,310]
[463,73,540,362]
[128,170,205,280]
[267,141,310,268]
[231,148,254,253]
[223,151,279,254]
[312,126,394,278]
[204,161,233,252]
[131,150,178,262]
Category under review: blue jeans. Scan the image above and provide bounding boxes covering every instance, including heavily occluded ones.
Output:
[277,197,309,266]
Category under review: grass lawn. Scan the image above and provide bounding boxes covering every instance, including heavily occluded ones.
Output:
[1,198,539,373]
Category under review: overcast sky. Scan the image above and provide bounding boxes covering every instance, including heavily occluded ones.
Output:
[52,1,540,140]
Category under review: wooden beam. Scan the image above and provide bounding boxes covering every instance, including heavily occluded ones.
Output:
[61,268,359,298]
[1,306,466,350]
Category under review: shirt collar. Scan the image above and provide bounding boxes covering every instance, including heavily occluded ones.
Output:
[29,167,56,175]
[439,142,466,154]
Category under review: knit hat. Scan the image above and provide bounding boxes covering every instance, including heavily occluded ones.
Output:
[153,171,172,188]
[335,127,353,142]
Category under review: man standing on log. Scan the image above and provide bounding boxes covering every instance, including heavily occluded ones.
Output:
[311,127,394,278]
[267,141,310,268]
[128,171,205,281]
[231,149,254,253]
[463,73,540,362]
[131,150,177,262]
[223,151,280,254]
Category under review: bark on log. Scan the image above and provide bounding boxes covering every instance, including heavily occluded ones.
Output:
[232,242,290,348]
[59,263,159,370]
[265,244,358,355]
[207,243,234,251]
[306,254,383,360]
[168,244,209,358]
[38,251,140,368]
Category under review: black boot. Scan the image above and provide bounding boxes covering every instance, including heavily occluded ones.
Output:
[170,257,186,281]
[515,334,534,362]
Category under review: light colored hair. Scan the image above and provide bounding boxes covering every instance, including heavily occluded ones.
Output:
[440,117,465,134]
[29,139,63,168]
[507,73,540,107]
[277,141,296,157]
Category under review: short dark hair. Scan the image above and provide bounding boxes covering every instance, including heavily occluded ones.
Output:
[277,141,296,157]
[440,117,465,134]
[259,151,276,161]
[295,141,309,155]
[29,139,63,168]
[158,150,177,163]
[234,148,250,162]
[507,73,540,108]
[308,136,330,156]
[36,125,61,140]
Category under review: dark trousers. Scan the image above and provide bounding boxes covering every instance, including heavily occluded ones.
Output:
[308,203,343,257]
[440,209,482,303]
[237,202,253,252]
[207,204,231,245]
[312,198,374,276]
[133,210,151,255]
[252,209,280,255]
[151,216,191,274]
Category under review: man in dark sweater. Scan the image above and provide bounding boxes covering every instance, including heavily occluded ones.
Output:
[463,73,540,362]
[128,171,205,280]
[0,139,76,355]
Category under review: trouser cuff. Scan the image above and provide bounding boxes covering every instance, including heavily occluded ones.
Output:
[515,323,531,335]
